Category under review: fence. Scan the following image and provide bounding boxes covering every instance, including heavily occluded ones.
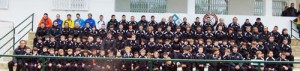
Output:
[0,54,299,71]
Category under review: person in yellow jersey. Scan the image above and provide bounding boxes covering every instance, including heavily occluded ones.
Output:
[293,13,300,37]
[63,14,74,28]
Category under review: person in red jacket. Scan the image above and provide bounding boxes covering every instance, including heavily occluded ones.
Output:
[38,13,52,28]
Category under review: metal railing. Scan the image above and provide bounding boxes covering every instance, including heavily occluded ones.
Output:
[290,20,300,41]
[0,13,34,55]
[0,54,299,71]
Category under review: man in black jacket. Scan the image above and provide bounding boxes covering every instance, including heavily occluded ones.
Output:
[8,40,28,71]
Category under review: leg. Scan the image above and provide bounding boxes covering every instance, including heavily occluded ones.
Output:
[16,61,23,71]
[8,61,14,71]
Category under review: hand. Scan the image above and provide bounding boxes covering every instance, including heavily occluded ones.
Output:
[49,63,52,67]
[57,64,61,68]
[82,64,85,67]
[199,64,204,67]
[37,65,41,69]
[25,63,28,66]
[74,64,78,67]
[235,65,240,70]
[66,63,70,66]
[107,65,110,69]
[181,64,186,67]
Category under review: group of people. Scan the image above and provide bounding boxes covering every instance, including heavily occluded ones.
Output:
[281,3,300,17]
[8,12,295,71]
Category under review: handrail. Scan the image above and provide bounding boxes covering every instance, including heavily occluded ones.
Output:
[290,20,300,41]
[0,13,34,54]
[0,54,299,71]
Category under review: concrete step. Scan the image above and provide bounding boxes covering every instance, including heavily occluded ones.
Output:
[291,39,300,46]
[28,32,35,40]
[27,40,33,47]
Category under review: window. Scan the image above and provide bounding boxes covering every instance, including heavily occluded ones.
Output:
[195,0,228,14]
[129,0,166,13]
[52,0,89,11]
[272,0,287,16]
[0,0,9,9]
[254,0,265,16]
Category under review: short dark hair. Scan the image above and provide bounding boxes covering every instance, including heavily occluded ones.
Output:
[76,13,80,16]
[44,13,48,15]
[67,14,71,16]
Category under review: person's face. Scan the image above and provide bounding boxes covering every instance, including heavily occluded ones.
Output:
[99,16,103,20]
[151,17,155,21]
[67,15,71,19]
[150,38,154,42]
[268,52,273,57]
[43,15,48,19]
[26,49,31,53]
[134,54,139,58]
[41,24,45,28]
[20,41,26,48]
[68,51,73,55]
[269,37,274,42]
[154,53,159,58]
[112,16,116,19]
[183,18,187,22]
[162,18,166,22]
[50,51,54,54]
[283,40,288,44]
[284,30,288,34]
[76,15,80,19]
[233,18,238,23]
[100,51,105,56]
[54,22,58,26]
[131,17,135,21]
[196,18,200,22]
[218,26,222,31]
[88,14,92,18]
[85,23,90,28]
[273,27,278,31]
[56,15,60,19]
[141,52,146,56]
[118,36,123,40]
[142,17,146,21]
[291,3,294,7]
[43,48,47,52]
[122,16,126,20]
[198,48,203,53]
[263,27,268,32]
[246,20,250,23]
[233,48,238,53]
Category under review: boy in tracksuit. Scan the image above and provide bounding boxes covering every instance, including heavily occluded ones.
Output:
[180,46,193,71]
[106,51,115,71]
[278,52,292,71]
[56,49,66,71]
[162,57,177,71]
[65,49,75,71]
[153,51,162,71]
[208,48,221,71]
[194,47,206,71]
[265,51,277,71]
[132,52,140,71]
[46,48,56,71]
[137,49,148,71]
[23,48,35,71]
[122,46,133,71]
[230,46,245,71]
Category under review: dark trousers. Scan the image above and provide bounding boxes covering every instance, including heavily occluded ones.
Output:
[182,65,192,71]
[8,61,23,71]
[24,63,37,71]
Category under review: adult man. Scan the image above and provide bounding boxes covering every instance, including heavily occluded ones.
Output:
[96,15,105,30]
[8,40,28,71]
[85,13,96,28]
[38,13,52,28]
[63,14,75,28]
[287,3,298,16]
[53,14,63,29]
[74,13,85,28]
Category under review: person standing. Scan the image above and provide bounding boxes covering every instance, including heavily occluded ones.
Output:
[38,13,52,28]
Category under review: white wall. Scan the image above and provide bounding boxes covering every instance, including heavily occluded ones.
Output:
[0,0,299,41]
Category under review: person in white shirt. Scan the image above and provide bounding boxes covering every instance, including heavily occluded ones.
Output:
[96,15,105,30]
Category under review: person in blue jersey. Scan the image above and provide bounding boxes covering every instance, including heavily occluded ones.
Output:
[85,13,96,28]
[74,13,85,28]
[53,14,63,29]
